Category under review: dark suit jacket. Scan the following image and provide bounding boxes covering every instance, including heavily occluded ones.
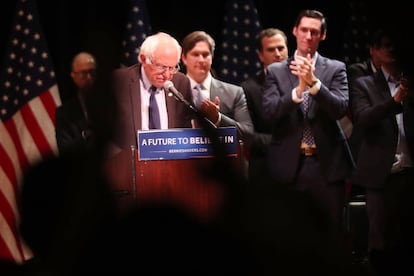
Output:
[347,59,375,86]
[210,78,253,143]
[55,95,93,154]
[347,59,376,162]
[262,55,351,184]
[241,70,272,156]
[112,64,193,149]
[350,70,414,189]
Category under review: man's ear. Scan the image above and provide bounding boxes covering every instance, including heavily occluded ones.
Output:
[139,54,146,64]
[181,53,187,65]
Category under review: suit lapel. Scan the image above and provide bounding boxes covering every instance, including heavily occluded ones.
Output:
[210,78,220,101]
[130,66,142,130]
[307,56,326,119]
[376,72,392,101]
[286,57,297,88]
[165,88,176,128]
[403,101,414,158]
[257,70,265,85]
[284,59,305,114]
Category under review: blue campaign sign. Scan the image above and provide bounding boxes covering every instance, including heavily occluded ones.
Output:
[137,127,238,160]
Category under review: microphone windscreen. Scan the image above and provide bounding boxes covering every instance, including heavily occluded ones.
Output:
[163,80,174,90]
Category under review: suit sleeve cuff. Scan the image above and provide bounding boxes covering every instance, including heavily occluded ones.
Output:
[309,79,321,95]
[292,88,303,103]
[214,112,221,126]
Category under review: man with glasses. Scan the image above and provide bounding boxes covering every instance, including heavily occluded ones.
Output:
[55,51,98,154]
[112,32,193,150]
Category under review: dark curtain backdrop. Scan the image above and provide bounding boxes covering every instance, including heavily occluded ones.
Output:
[0,0,410,101]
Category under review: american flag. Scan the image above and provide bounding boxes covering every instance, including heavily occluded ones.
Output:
[0,0,61,263]
[342,1,370,65]
[218,0,262,85]
[120,0,152,67]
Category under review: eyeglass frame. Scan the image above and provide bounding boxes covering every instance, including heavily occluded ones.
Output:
[72,69,96,78]
[145,57,180,74]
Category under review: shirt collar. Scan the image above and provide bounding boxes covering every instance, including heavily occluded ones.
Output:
[294,50,318,65]
[370,60,378,73]
[140,66,153,91]
[187,72,212,91]
[381,67,399,84]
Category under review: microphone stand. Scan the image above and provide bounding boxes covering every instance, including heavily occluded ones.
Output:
[167,89,230,170]
[167,90,217,130]
[168,86,246,221]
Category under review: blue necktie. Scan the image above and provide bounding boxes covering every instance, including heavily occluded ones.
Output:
[149,86,160,129]
[194,83,205,107]
[302,92,315,146]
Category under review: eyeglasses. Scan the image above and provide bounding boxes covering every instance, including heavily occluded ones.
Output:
[146,58,180,74]
[73,69,96,78]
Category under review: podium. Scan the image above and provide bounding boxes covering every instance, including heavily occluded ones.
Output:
[105,128,246,221]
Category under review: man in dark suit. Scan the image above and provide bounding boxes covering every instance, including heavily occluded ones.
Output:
[111,32,193,150]
[106,32,194,217]
[344,32,392,263]
[347,28,387,87]
[55,52,97,155]
[350,30,414,275]
[241,28,289,186]
[347,28,390,162]
[180,31,253,145]
[262,10,351,233]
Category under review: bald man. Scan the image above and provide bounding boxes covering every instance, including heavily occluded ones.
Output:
[55,52,97,154]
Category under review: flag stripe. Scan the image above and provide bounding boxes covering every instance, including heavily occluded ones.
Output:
[0,122,23,224]
[21,99,55,159]
[38,86,60,155]
[0,0,60,262]
[16,108,40,164]
[0,203,23,263]
[0,137,20,194]
[0,122,24,262]
[0,157,19,218]
[0,94,59,262]
[0,122,27,263]
[40,85,59,125]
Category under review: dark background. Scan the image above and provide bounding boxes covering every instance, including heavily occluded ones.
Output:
[0,0,410,101]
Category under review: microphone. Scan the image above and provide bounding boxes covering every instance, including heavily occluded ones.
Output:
[163,80,216,129]
[163,80,196,113]
[163,80,184,102]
